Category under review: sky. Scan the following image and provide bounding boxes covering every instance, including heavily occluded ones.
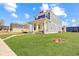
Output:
[0,3,79,27]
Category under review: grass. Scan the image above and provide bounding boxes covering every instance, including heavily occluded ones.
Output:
[4,32,79,56]
[0,34,13,39]
[0,32,26,39]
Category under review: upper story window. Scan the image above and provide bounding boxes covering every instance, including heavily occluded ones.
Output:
[45,13,50,19]
[35,12,50,20]
[38,14,45,19]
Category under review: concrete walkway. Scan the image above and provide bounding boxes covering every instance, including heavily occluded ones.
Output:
[0,34,26,56]
[3,34,26,40]
[0,38,16,56]
[3,35,17,40]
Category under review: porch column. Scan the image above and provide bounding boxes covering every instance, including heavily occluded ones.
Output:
[64,27,66,32]
[62,26,66,32]
[36,24,38,32]
[32,24,35,34]
[43,21,47,34]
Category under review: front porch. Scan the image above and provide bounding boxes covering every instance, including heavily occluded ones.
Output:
[32,19,47,34]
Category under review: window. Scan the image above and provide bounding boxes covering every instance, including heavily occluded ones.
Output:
[45,13,50,19]
[37,14,45,19]
[36,13,50,20]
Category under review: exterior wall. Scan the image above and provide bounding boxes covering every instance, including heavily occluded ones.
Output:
[46,11,62,33]
[29,25,32,31]
[10,23,32,32]
[47,21,61,33]
[11,28,23,32]
[50,11,62,28]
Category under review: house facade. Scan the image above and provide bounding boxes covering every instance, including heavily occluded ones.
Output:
[32,10,65,34]
[0,26,9,32]
[10,23,32,33]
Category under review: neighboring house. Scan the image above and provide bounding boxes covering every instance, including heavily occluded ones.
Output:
[32,10,65,34]
[66,27,79,32]
[10,23,32,32]
[0,26,9,32]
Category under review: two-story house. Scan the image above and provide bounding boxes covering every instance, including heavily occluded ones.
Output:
[32,10,65,34]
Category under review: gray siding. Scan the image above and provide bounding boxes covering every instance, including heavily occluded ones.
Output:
[47,22,61,33]
[47,11,62,33]
[50,11,62,27]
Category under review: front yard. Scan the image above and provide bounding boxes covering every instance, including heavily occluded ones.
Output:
[1,32,79,56]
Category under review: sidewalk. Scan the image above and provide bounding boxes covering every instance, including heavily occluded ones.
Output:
[0,39,16,56]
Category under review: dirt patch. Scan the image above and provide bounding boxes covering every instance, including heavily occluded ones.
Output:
[51,38,65,43]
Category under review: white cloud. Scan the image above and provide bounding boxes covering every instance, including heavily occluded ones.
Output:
[3,3,18,18]
[62,21,68,26]
[40,4,67,17]
[72,19,76,22]
[4,3,17,12]
[71,19,79,26]
[25,13,30,19]
[4,3,17,8]
[49,4,57,8]
[40,3,49,11]
[50,4,57,6]
[33,7,36,11]
[12,13,18,18]
[72,24,78,26]
[52,6,67,17]
[4,6,16,12]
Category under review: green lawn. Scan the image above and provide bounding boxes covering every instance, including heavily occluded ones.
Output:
[0,33,26,39]
[0,34,12,39]
[4,32,79,56]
